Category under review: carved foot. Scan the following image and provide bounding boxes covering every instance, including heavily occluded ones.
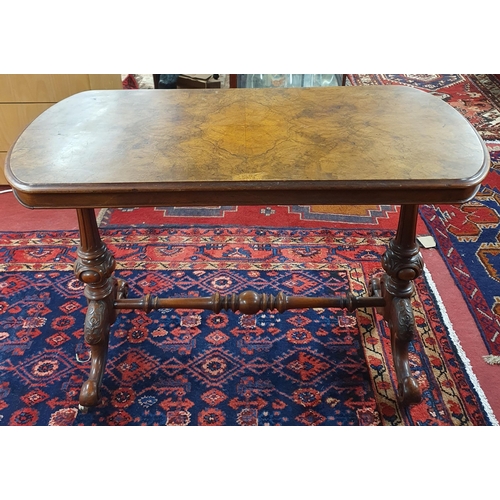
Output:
[388,295,422,406]
[79,381,101,409]
[370,275,421,406]
[397,376,421,406]
[369,276,422,406]
[78,301,111,409]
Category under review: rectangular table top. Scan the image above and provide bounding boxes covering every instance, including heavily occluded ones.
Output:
[5,86,489,208]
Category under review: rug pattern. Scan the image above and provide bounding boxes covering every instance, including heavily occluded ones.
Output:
[348,75,500,356]
[414,144,500,351]
[0,227,493,425]
[103,204,406,230]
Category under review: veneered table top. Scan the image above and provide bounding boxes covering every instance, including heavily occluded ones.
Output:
[5,86,490,208]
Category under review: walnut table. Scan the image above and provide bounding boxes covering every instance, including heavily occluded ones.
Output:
[4,87,490,412]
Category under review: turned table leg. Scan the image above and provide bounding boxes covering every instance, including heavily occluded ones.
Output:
[74,209,118,412]
[372,204,424,406]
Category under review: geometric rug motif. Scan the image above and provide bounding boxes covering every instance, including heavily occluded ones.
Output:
[287,205,397,224]
[426,142,500,355]
[152,204,399,225]
[0,226,494,425]
[149,204,399,225]
[103,204,403,229]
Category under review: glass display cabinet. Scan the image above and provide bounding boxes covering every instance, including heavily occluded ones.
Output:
[229,74,346,88]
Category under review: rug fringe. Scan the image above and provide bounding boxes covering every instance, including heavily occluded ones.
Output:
[483,355,500,365]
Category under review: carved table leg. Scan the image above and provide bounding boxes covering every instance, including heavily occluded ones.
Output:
[74,209,118,412]
[375,204,424,406]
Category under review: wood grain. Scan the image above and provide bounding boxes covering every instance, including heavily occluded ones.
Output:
[0,75,122,186]
[5,86,490,208]
[0,103,54,151]
[0,152,6,185]
[0,75,121,103]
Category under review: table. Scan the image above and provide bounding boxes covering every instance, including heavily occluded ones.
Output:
[5,86,490,413]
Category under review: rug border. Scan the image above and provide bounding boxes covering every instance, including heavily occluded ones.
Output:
[422,265,498,425]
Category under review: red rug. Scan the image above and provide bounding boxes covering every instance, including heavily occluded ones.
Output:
[0,225,495,425]
[103,203,431,233]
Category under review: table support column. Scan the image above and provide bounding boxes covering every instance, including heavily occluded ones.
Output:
[74,208,118,412]
[376,204,424,406]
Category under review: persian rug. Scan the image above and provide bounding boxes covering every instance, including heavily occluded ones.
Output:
[0,225,495,425]
[349,74,500,357]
